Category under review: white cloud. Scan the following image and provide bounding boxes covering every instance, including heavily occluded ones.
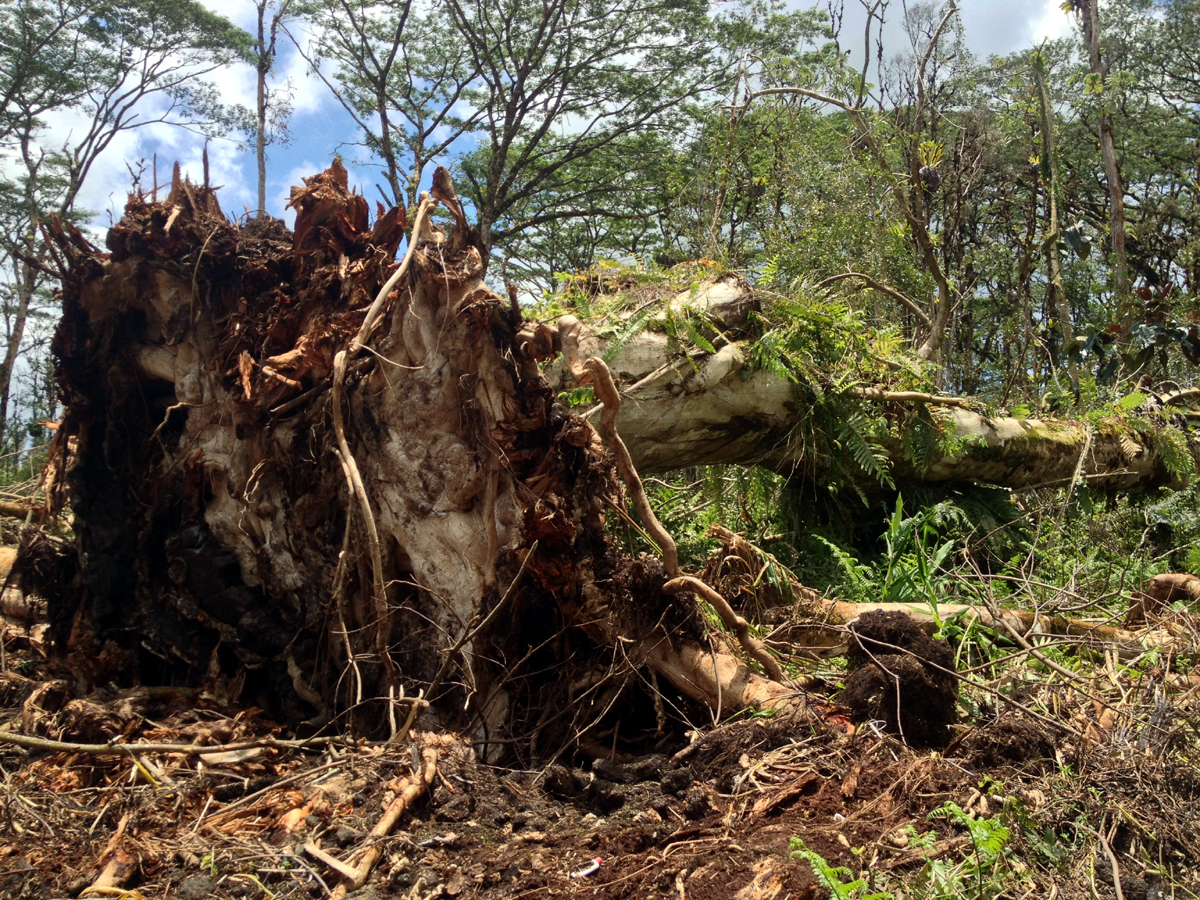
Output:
[200,0,253,28]
[1029,0,1076,44]
[278,35,334,117]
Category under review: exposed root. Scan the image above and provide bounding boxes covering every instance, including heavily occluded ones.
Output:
[329,194,437,693]
[81,812,133,897]
[329,746,438,899]
[797,598,1180,661]
[664,575,783,682]
[1127,573,1200,625]
[564,346,797,715]
[580,357,679,577]
[638,628,818,723]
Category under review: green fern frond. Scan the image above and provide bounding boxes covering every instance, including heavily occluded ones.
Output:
[789,839,891,900]
[1148,427,1196,482]
[680,313,718,354]
[813,535,877,601]
[747,328,795,382]
[602,305,655,364]
[836,411,894,488]
[902,411,938,476]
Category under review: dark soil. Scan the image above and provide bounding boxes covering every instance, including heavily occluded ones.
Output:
[3,620,1200,899]
[0,661,982,900]
[959,713,1058,773]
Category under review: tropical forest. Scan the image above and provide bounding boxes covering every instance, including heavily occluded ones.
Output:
[1,0,1200,897]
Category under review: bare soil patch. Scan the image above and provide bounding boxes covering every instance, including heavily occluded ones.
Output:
[3,629,1199,900]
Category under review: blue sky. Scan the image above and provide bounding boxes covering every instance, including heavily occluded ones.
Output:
[51,0,1077,233]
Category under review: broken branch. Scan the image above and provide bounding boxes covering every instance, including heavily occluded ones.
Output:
[816,272,933,329]
[850,387,972,408]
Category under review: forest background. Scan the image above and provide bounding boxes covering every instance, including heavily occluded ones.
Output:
[3,0,1200,598]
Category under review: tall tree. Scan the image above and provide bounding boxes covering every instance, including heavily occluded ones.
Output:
[443,0,716,256]
[477,0,834,282]
[748,1,963,360]
[0,0,90,145]
[250,0,297,217]
[1033,48,1079,399]
[297,0,482,210]
[1077,0,1129,300]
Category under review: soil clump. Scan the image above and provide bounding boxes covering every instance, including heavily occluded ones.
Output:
[840,610,958,748]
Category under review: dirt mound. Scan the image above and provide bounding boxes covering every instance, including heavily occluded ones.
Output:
[840,609,958,748]
[959,714,1058,772]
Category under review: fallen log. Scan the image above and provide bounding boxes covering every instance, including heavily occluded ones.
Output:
[775,596,1179,662]
[538,276,1200,489]
[702,526,1187,662]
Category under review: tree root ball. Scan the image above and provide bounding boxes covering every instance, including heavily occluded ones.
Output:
[839,610,957,748]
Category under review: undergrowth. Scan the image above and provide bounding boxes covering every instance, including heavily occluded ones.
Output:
[790,802,1022,900]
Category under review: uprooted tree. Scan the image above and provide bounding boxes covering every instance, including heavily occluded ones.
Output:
[35,163,1200,757]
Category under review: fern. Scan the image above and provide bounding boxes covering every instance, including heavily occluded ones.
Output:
[747,326,796,382]
[789,839,890,900]
[814,535,877,602]
[903,410,938,476]
[601,305,655,364]
[1147,427,1195,482]
[920,803,1016,900]
[680,312,718,355]
[1116,390,1148,413]
[835,411,894,488]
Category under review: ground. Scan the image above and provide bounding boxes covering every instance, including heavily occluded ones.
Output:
[2,614,1197,900]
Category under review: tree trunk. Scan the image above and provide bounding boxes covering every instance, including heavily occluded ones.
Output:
[546,276,1195,490]
[1081,0,1129,300]
[256,64,268,217]
[254,0,272,218]
[1034,51,1079,401]
[0,258,35,449]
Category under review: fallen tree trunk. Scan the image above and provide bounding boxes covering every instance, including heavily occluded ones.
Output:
[546,276,1199,490]
[698,525,1189,664]
[43,164,811,751]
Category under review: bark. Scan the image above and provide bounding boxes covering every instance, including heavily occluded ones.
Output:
[44,163,808,751]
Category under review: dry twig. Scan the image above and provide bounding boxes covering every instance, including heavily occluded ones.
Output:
[328,747,438,898]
